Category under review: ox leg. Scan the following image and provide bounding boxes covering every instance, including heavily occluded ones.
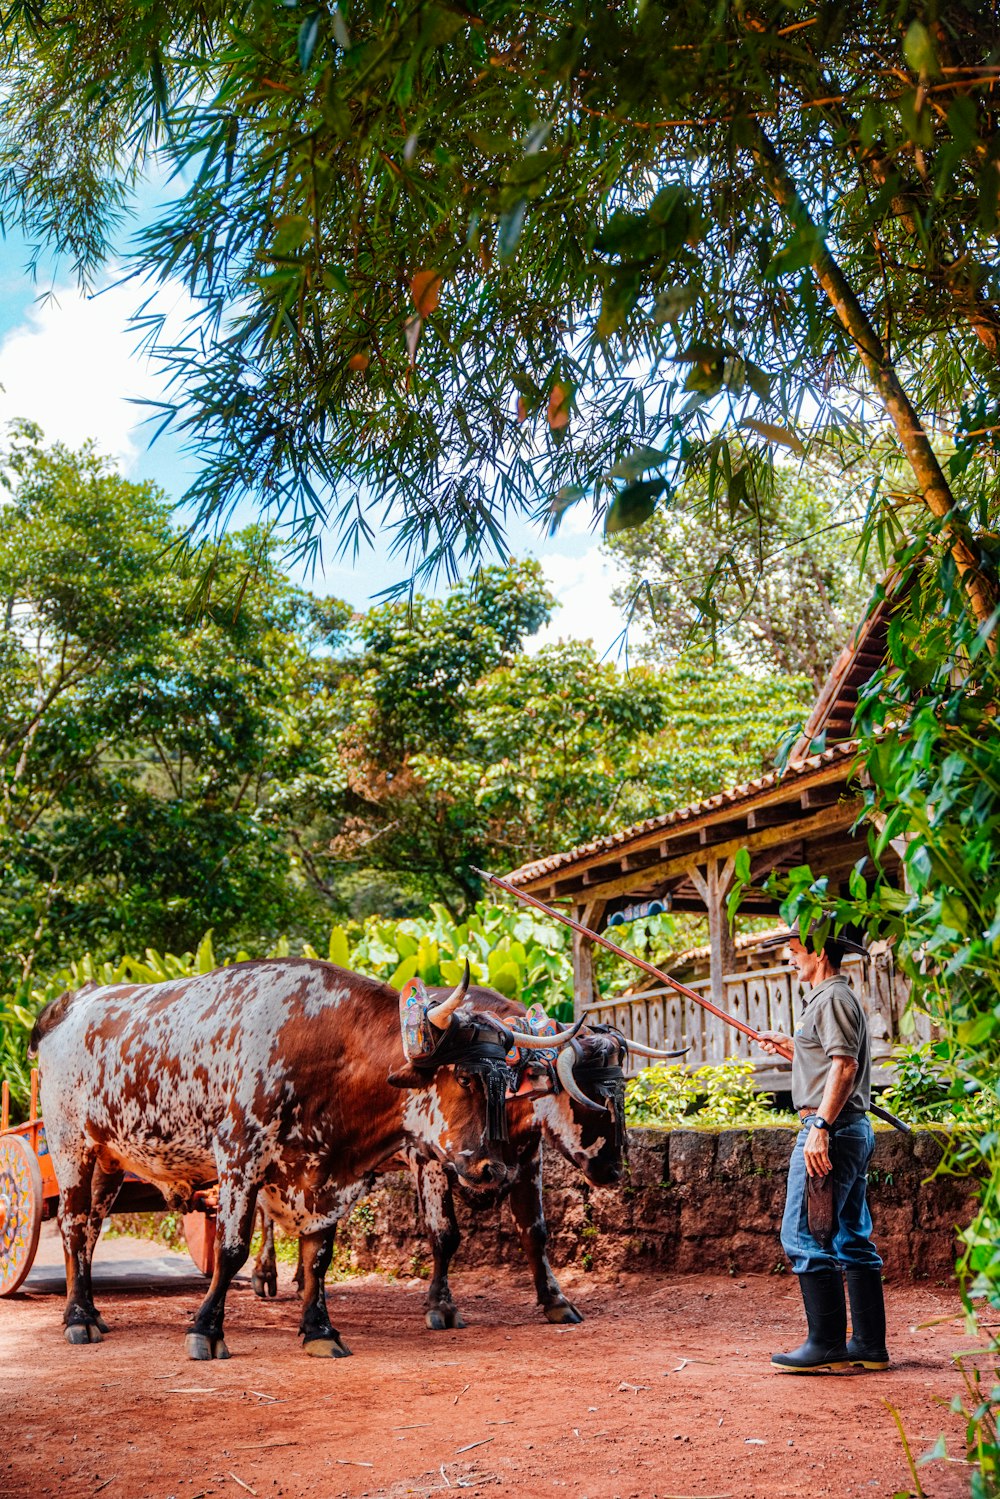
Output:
[293,1239,304,1294]
[298,1229,350,1358]
[509,1159,582,1325]
[418,1161,466,1331]
[77,1162,124,1335]
[59,1153,119,1344]
[252,1208,278,1299]
[185,1172,259,1361]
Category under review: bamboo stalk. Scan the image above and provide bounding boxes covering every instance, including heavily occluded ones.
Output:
[752,128,997,638]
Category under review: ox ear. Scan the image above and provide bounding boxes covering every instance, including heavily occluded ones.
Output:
[388,1062,430,1089]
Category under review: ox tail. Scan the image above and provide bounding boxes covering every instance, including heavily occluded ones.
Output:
[28,984,91,1058]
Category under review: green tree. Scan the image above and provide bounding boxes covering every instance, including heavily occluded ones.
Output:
[279,564,811,912]
[607,463,878,685]
[275,561,558,913]
[412,639,670,873]
[459,641,812,854]
[0,425,344,985]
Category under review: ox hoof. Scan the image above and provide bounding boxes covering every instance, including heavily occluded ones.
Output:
[94,1312,110,1333]
[65,1322,103,1345]
[185,1333,230,1361]
[303,1336,351,1358]
[426,1306,466,1331]
[252,1269,278,1299]
[544,1302,584,1325]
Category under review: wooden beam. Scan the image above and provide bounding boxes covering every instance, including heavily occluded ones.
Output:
[680,857,736,1019]
[706,858,736,1015]
[699,820,745,844]
[620,849,661,873]
[660,836,702,859]
[667,894,783,914]
[800,786,841,810]
[746,805,792,830]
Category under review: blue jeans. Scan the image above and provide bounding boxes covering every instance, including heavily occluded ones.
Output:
[780,1116,883,1276]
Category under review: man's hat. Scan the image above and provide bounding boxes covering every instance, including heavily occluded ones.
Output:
[756,921,868,958]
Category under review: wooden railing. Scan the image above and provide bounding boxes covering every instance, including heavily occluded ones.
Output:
[587,953,915,1078]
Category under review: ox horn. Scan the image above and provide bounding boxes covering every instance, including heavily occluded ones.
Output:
[425,960,471,1030]
[511,1013,587,1050]
[555,1046,607,1113]
[626,1041,690,1059]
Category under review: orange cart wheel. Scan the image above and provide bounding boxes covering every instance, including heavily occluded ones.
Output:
[0,1135,43,1296]
[182,1211,217,1276]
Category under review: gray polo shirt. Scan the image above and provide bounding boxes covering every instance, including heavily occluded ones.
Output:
[791,975,871,1114]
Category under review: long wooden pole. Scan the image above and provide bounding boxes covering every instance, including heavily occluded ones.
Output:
[471,865,793,1060]
[475,867,910,1131]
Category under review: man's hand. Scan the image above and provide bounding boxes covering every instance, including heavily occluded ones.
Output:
[757,1030,793,1057]
[803,1125,832,1177]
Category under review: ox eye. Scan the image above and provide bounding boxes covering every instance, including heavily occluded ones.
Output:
[455,1070,475,1090]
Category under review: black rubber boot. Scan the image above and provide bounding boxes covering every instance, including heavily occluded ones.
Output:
[771,1269,851,1373]
[845,1266,890,1370]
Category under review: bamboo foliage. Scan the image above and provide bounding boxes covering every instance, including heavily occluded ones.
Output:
[0,4,996,600]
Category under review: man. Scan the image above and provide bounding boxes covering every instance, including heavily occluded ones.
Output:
[758,923,889,1373]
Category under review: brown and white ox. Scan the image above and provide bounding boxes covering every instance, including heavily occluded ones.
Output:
[253,987,682,1329]
[29,959,581,1359]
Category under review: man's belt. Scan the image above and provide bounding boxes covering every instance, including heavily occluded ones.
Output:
[797,1106,866,1129]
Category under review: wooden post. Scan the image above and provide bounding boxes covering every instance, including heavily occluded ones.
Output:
[571,898,606,1021]
[29,1066,39,1154]
[687,857,737,1013]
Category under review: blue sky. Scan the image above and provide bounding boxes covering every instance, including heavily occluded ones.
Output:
[0,215,629,652]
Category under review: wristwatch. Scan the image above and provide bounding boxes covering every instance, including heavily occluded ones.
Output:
[812,1116,831,1132]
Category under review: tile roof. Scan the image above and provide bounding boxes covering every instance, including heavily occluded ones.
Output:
[658,925,789,972]
[504,738,860,887]
[790,583,901,758]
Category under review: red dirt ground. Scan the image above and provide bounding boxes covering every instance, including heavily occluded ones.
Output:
[0,1224,986,1499]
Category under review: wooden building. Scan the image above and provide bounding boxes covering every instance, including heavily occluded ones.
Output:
[503,591,912,1086]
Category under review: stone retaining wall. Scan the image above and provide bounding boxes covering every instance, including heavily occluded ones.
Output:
[334,1127,978,1283]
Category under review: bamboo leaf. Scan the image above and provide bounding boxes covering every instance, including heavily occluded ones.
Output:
[605,479,665,535]
[297,14,322,71]
[410,270,442,317]
[740,419,804,454]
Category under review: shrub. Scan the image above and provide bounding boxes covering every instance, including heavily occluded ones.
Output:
[625,1056,795,1129]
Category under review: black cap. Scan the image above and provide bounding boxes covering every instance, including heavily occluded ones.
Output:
[756,922,868,958]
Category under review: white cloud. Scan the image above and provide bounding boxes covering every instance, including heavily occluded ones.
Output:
[0,273,650,663]
[0,273,196,471]
[532,542,644,661]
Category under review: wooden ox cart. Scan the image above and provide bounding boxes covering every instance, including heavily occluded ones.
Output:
[0,1068,217,1295]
